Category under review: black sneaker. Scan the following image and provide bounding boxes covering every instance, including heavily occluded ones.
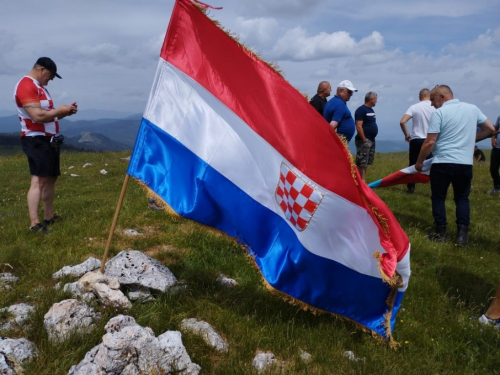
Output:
[43,214,63,225]
[30,223,50,234]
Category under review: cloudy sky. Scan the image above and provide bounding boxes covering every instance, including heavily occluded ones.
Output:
[1,0,499,140]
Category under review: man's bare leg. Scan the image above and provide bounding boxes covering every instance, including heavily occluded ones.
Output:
[485,284,500,320]
[27,175,47,227]
[358,166,367,181]
[41,176,57,221]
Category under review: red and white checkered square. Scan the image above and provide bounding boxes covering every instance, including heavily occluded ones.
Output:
[275,163,323,231]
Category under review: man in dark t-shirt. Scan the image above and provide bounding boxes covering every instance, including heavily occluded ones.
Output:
[309,81,331,115]
[355,92,378,180]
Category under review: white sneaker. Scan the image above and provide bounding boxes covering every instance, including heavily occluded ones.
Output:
[487,188,500,194]
[478,314,500,327]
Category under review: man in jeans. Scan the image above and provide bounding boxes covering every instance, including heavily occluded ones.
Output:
[415,85,494,246]
[488,116,500,194]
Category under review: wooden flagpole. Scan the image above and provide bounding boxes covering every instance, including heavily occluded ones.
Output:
[100,173,130,273]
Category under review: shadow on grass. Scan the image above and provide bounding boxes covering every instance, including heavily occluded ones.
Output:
[435,266,495,309]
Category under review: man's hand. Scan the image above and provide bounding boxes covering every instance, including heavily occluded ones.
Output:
[415,161,423,172]
[405,134,411,143]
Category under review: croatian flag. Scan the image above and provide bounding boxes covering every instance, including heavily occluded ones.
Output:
[127,0,410,341]
[368,159,432,188]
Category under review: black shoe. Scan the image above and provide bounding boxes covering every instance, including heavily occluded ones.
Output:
[404,187,415,194]
[427,225,446,242]
[30,223,50,234]
[43,214,63,225]
[456,225,469,247]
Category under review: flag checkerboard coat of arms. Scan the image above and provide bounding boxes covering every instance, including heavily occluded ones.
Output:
[126,0,411,342]
[276,163,323,231]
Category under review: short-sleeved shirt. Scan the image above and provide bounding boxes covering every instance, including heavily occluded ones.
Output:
[428,99,487,165]
[354,104,378,141]
[309,94,327,115]
[14,76,59,137]
[323,95,355,142]
[405,100,435,140]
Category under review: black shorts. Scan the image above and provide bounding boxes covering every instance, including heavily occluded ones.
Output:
[21,136,61,177]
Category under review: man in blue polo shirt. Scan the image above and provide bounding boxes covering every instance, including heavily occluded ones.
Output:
[415,85,494,246]
[323,80,357,142]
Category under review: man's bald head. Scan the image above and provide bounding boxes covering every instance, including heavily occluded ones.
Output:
[430,85,454,109]
[419,88,431,100]
[317,81,332,98]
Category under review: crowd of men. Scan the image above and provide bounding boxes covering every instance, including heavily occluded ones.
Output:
[13,58,500,328]
[309,80,497,248]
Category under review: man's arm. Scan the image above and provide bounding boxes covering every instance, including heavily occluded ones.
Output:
[356,120,366,142]
[23,102,77,123]
[475,119,495,143]
[399,114,412,142]
[415,133,438,172]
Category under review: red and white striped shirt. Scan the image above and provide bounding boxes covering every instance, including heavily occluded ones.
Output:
[14,76,59,137]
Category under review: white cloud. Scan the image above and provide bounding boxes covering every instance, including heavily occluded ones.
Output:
[272,28,384,61]
[235,17,279,48]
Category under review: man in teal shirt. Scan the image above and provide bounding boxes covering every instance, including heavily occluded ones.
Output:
[415,85,494,246]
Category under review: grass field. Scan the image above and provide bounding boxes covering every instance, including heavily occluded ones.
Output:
[1,148,499,374]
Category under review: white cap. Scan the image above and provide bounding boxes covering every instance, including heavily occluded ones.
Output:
[337,80,358,92]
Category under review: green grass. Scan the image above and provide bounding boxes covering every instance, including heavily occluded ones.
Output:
[1,149,499,374]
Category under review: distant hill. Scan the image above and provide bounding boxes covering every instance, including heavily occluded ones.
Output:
[65,132,131,152]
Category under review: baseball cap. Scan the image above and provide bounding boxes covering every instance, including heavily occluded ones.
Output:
[337,80,357,92]
[36,57,62,79]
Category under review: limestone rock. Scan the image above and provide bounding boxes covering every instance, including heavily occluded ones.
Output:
[68,315,200,375]
[104,250,177,293]
[44,299,99,342]
[78,272,121,292]
[0,273,19,290]
[123,229,141,236]
[180,318,228,352]
[0,303,35,329]
[126,285,154,302]
[93,283,132,309]
[0,337,38,374]
[216,274,238,287]
[252,351,277,372]
[52,258,101,279]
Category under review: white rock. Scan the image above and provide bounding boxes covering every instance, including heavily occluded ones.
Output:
[180,318,228,352]
[0,303,35,326]
[43,299,99,342]
[70,174,79,177]
[216,274,238,287]
[0,337,38,374]
[70,315,200,374]
[0,273,19,290]
[82,163,92,168]
[52,257,101,279]
[78,272,120,292]
[252,351,277,372]
[299,350,312,363]
[100,169,108,175]
[94,283,132,309]
[343,350,365,362]
[123,229,141,236]
[104,250,178,293]
[127,285,154,302]
[68,166,74,169]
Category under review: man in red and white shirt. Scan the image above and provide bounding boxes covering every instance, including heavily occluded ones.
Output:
[14,57,78,233]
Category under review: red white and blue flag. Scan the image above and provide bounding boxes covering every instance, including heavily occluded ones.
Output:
[368,159,432,189]
[127,0,410,341]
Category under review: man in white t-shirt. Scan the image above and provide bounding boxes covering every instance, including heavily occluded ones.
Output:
[415,85,494,246]
[399,88,435,193]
